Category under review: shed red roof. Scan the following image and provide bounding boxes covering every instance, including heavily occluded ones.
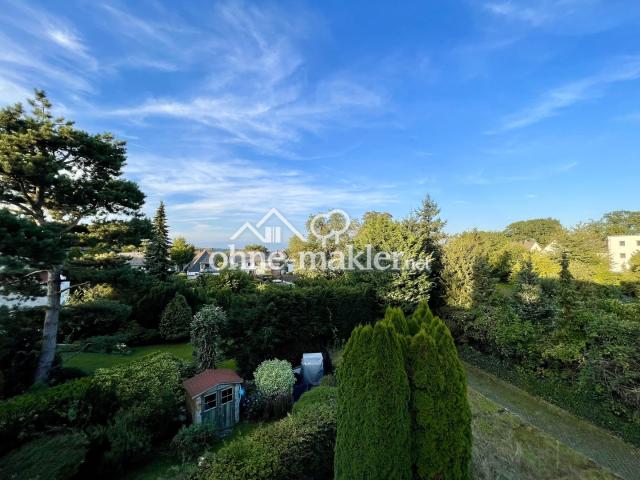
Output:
[183,369,243,398]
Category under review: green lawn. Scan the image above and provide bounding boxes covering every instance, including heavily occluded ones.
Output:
[61,343,237,373]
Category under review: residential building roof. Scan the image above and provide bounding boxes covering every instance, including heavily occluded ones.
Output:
[183,369,243,398]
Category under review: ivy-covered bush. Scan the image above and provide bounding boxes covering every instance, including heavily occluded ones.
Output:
[159,293,192,341]
[191,304,226,371]
[0,432,89,480]
[197,387,337,480]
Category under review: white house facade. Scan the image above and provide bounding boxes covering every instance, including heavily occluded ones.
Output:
[607,235,640,272]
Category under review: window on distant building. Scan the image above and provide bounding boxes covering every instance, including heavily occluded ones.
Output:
[620,241,626,246]
[620,253,626,259]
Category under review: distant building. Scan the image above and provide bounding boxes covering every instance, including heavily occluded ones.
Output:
[523,239,543,253]
[607,235,640,272]
[118,251,146,269]
[184,248,290,278]
[0,272,70,308]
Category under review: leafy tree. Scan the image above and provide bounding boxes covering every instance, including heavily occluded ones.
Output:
[629,252,640,273]
[0,91,144,383]
[504,218,564,245]
[170,236,196,272]
[335,322,411,480]
[145,201,171,280]
[159,293,192,341]
[191,305,226,371]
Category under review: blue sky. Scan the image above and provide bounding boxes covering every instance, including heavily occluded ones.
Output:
[2,0,640,245]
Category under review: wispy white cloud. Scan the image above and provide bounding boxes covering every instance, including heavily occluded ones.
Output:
[493,56,640,132]
[484,2,551,26]
[107,1,383,156]
[126,153,396,244]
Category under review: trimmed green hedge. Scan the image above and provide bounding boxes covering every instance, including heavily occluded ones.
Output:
[220,285,378,376]
[0,432,88,480]
[198,386,337,480]
[0,377,112,455]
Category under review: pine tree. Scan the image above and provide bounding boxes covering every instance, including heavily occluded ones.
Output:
[159,293,191,341]
[515,258,553,323]
[145,202,172,280]
[335,322,412,480]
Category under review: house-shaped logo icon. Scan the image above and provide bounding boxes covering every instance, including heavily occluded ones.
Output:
[230,208,306,244]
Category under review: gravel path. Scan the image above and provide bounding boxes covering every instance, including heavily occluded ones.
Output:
[464,362,640,480]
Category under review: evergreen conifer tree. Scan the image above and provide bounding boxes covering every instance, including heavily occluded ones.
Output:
[159,293,191,340]
[145,201,172,280]
[335,322,412,480]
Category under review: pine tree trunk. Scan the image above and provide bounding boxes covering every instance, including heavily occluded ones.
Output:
[33,267,62,384]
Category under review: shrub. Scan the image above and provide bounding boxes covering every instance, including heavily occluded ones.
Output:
[409,315,472,479]
[0,377,115,455]
[59,299,131,341]
[254,359,295,420]
[0,432,88,480]
[191,305,226,371]
[254,359,295,399]
[319,374,336,387]
[104,408,153,471]
[221,285,378,375]
[199,387,337,480]
[171,423,218,463]
[335,322,411,480]
[159,293,192,341]
[292,385,337,415]
[81,334,132,354]
[92,352,184,406]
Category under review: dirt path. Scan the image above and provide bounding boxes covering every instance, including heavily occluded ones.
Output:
[464,362,640,480]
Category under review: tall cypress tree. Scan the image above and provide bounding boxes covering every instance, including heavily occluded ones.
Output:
[145,201,171,280]
[429,318,472,479]
[335,322,412,480]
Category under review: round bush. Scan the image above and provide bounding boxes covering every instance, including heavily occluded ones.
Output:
[253,359,295,399]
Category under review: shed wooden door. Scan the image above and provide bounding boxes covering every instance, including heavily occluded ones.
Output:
[201,385,236,430]
[217,385,235,430]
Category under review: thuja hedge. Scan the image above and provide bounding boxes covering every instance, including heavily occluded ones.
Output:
[221,285,379,375]
[197,386,337,480]
[335,303,472,480]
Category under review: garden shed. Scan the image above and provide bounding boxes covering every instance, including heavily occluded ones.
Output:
[183,369,243,430]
